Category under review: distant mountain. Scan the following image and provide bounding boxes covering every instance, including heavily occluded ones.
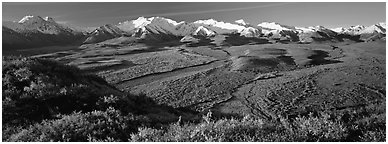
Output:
[3,15,386,50]
[235,19,248,26]
[60,23,97,34]
[331,22,386,42]
[257,22,299,42]
[2,15,85,49]
[193,26,216,37]
[193,19,247,34]
[83,24,126,44]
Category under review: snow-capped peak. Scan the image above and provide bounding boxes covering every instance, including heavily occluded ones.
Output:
[235,19,247,26]
[43,16,52,21]
[295,27,315,33]
[314,25,326,29]
[161,17,185,26]
[18,15,35,23]
[193,19,218,25]
[350,25,365,29]
[131,16,155,28]
[257,22,295,31]
[43,16,56,23]
[358,23,386,34]
[193,26,215,36]
[239,27,261,37]
[331,27,345,33]
[378,22,386,29]
[194,18,246,32]
[18,15,58,24]
[117,16,185,32]
[128,16,184,28]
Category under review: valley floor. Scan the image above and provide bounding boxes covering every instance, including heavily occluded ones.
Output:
[34,41,385,121]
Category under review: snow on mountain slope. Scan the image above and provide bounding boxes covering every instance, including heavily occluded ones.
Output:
[117,16,155,32]
[345,25,365,34]
[117,16,185,33]
[141,17,188,36]
[8,15,78,35]
[18,15,35,23]
[84,24,125,44]
[43,16,56,23]
[257,22,295,31]
[331,27,345,33]
[4,15,386,48]
[240,27,261,37]
[257,22,299,40]
[378,22,386,29]
[331,23,386,35]
[132,16,154,28]
[329,23,385,42]
[180,35,200,43]
[194,18,263,37]
[295,27,316,33]
[296,26,339,43]
[355,23,386,42]
[235,19,247,26]
[358,23,386,34]
[194,19,246,32]
[193,26,215,36]
[3,15,87,49]
[331,25,365,35]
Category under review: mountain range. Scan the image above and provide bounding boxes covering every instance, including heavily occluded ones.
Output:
[2,15,386,49]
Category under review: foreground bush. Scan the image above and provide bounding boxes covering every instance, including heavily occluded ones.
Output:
[130,111,348,142]
[130,108,385,142]
[2,57,122,125]
[4,106,385,142]
[2,57,385,142]
[8,107,142,142]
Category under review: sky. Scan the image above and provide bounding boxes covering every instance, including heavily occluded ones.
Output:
[2,2,386,28]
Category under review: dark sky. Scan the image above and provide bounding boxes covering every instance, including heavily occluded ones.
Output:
[2,2,386,28]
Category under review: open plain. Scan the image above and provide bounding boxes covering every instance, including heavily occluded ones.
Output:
[32,40,385,121]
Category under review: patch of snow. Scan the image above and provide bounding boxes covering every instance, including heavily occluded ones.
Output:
[235,19,247,25]
[131,16,155,28]
[240,27,261,37]
[18,15,34,23]
[257,22,294,31]
[378,22,386,29]
[161,17,185,26]
[358,24,385,34]
[296,27,315,33]
[43,16,50,21]
[194,19,246,31]
[193,26,215,36]
[330,27,345,33]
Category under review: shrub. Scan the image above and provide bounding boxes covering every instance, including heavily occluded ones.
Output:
[130,111,354,142]
[7,107,141,142]
[130,112,268,142]
[2,57,121,125]
[290,113,347,141]
[2,57,384,142]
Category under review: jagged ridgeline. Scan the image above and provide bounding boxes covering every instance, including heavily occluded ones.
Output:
[2,15,386,50]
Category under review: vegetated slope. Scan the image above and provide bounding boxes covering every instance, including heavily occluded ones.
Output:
[3,56,385,142]
[2,56,118,124]
[3,41,385,142]
[2,56,196,142]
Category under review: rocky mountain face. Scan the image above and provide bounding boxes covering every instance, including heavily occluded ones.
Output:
[3,16,86,49]
[3,15,386,49]
[3,16,84,48]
